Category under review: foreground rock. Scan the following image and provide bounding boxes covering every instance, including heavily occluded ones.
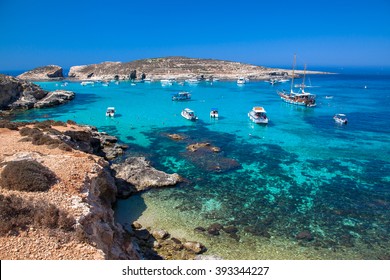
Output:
[17,65,64,80]
[112,157,182,196]
[0,75,74,110]
[0,124,140,260]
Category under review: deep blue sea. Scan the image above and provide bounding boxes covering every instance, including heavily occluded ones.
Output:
[10,73,390,259]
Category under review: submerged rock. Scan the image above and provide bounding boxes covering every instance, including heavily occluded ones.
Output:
[296,230,314,241]
[167,133,186,141]
[207,223,223,236]
[183,148,241,173]
[186,142,221,153]
[111,157,182,194]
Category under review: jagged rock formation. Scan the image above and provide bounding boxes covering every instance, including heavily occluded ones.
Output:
[0,74,74,110]
[17,65,63,80]
[67,56,323,81]
[112,157,183,197]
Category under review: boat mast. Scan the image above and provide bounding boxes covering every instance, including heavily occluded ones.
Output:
[290,54,296,94]
[301,63,307,92]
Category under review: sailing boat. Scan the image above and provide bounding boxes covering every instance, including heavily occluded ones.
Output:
[277,55,316,107]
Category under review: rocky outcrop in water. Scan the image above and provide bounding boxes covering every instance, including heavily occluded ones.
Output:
[0,75,74,110]
[112,157,183,197]
[17,65,64,80]
[34,90,75,108]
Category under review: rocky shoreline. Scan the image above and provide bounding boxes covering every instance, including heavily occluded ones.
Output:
[0,120,212,260]
[0,74,74,111]
[16,56,329,82]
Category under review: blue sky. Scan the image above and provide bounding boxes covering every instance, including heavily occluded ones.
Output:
[1,0,389,70]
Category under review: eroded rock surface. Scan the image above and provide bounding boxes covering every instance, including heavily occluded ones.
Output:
[17,65,64,80]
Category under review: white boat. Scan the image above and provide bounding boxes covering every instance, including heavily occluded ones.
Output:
[248,106,269,124]
[160,79,173,86]
[269,78,280,85]
[334,113,348,124]
[81,81,94,86]
[143,78,153,83]
[277,55,316,107]
[210,108,219,118]
[186,78,199,84]
[172,91,191,101]
[181,108,198,121]
[237,77,246,84]
[106,107,115,117]
[270,78,289,85]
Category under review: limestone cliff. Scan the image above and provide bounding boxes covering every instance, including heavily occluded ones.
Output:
[17,65,64,81]
[67,56,324,81]
[0,74,74,110]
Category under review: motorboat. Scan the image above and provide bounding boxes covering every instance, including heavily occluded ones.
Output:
[333,113,348,124]
[160,79,173,86]
[186,78,199,84]
[106,107,115,117]
[81,81,94,86]
[269,78,280,85]
[172,91,191,101]
[181,108,198,121]
[210,108,219,118]
[248,106,268,124]
[237,77,246,84]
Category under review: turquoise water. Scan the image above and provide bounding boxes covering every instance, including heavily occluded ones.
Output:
[12,74,390,259]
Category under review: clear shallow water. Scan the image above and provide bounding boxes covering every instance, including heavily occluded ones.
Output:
[12,74,390,259]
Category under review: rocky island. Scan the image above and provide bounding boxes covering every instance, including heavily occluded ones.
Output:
[17,65,64,81]
[66,56,325,81]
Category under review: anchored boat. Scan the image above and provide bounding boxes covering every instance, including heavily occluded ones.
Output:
[106,107,115,117]
[248,107,268,124]
[210,108,219,118]
[277,55,316,107]
[181,108,198,121]
[172,91,191,101]
[334,113,348,124]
